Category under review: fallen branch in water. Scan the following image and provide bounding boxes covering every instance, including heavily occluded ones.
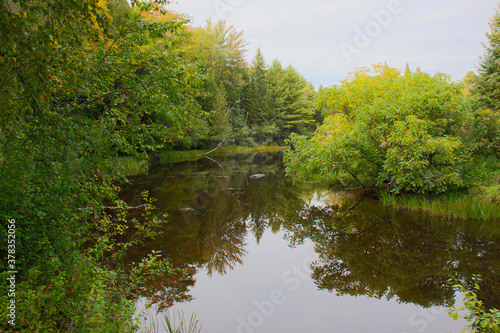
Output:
[103,204,149,211]
[198,139,225,156]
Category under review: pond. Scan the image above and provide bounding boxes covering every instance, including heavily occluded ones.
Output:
[122,152,500,333]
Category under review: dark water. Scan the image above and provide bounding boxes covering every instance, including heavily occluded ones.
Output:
[122,152,500,333]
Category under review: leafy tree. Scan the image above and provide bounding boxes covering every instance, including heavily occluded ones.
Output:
[188,19,248,110]
[464,71,478,87]
[106,0,130,23]
[0,0,205,330]
[210,84,232,143]
[285,64,473,194]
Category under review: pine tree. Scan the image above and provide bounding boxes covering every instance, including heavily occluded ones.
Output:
[266,61,316,140]
[476,5,500,110]
[405,63,411,75]
[250,48,268,100]
[247,48,271,126]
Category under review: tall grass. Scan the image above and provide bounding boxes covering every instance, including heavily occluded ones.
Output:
[215,145,286,154]
[115,156,149,176]
[141,310,202,333]
[379,191,500,220]
[379,155,500,220]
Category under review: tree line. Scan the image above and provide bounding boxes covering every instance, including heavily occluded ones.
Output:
[176,19,319,149]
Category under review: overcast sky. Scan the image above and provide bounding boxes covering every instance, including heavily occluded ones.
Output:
[168,0,499,88]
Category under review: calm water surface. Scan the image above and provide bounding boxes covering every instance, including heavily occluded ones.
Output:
[122,152,500,333]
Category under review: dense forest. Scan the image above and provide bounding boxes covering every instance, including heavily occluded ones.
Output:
[0,0,499,332]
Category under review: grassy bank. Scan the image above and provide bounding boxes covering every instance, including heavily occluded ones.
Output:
[115,157,149,176]
[159,145,286,160]
[379,155,500,220]
[379,191,500,220]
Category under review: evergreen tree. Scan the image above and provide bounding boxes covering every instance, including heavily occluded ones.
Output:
[476,5,500,110]
[247,48,271,126]
[405,63,411,75]
[250,48,269,100]
[469,6,500,157]
[266,61,316,140]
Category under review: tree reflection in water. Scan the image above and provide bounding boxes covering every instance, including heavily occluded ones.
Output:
[121,152,500,313]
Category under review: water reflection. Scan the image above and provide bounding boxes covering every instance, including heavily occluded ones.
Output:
[122,152,500,314]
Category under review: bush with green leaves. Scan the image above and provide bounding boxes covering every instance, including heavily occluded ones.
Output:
[0,0,204,331]
[449,276,500,332]
[285,64,473,194]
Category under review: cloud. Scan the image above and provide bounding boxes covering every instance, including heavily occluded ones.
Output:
[170,0,499,87]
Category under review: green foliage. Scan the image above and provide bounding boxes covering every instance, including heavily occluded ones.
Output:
[210,85,231,143]
[106,0,131,23]
[180,22,317,148]
[0,258,138,333]
[266,60,316,139]
[470,107,500,157]
[379,191,500,220]
[0,0,205,331]
[466,6,500,158]
[463,71,478,86]
[188,19,248,110]
[285,64,473,194]
[449,276,500,332]
[475,5,500,110]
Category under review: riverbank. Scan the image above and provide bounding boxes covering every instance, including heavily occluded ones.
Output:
[158,145,286,161]
[379,190,500,221]
[379,158,500,220]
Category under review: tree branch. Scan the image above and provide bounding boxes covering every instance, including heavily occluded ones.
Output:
[199,139,225,156]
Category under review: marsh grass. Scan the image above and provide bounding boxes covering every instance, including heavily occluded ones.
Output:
[142,310,202,333]
[115,156,149,176]
[379,155,500,220]
[379,191,500,220]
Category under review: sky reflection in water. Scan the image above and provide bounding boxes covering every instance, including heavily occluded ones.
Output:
[125,153,499,333]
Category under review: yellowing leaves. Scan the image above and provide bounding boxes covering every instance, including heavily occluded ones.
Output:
[50,76,62,84]
[289,64,472,194]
